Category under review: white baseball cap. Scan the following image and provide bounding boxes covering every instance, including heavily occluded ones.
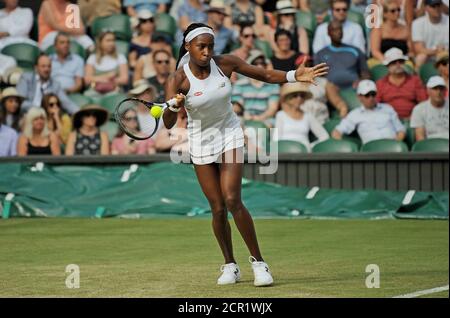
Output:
[427,76,447,88]
[383,48,408,66]
[357,80,377,95]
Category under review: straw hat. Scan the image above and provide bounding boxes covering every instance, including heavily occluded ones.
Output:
[0,87,24,104]
[435,51,449,68]
[129,79,157,97]
[246,49,267,65]
[206,0,229,16]
[2,67,23,86]
[73,104,109,129]
[276,0,298,15]
[280,82,313,102]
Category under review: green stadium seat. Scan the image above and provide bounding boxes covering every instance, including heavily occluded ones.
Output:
[115,40,130,56]
[312,139,359,153]
[99,93,128,115]
[339,88,360,110]
[68,94,93,108]
[101,121,119,142]
[244,120,268,130]
[277,140,308,153]
[412,138,449,152]
[361,139,409,153]
[296,11,317,42]
[255,39,273,59]
[1,43,41,71]
[323,118,341,134]
[45,41,86,59]
[244,120,270,151]
[154,13,177,40]
[419,62,439,85]
[402,120,416,149]
[91,14,132,41]
[370,64,388,81]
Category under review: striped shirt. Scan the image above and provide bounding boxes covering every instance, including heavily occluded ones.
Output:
[231,78,279,116]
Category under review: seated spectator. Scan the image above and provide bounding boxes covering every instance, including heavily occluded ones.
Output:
[155,106,189,156]
[370,0,412,68]
[146,50,171,103]
[125,0,169,17]
[111,108,157,155]
[332,80,406,144]
[230,0,267,40]
[129,9,155,70]
[412,0,449,70]
[0,54,17,83]
[134,32,176,82]
[17,54,79,115]
[271,29,307,72]
[0,107,18,157]
[313,0,366,54]
[128,80,162,136]
[315,21,370,118]
[231,50,279,127]
[38,0,94,52]
[77,0,122,27]
[0,0,36,50]
[297,0,331,24]
[275,82,329,151]
[1,87,24,132]
[315,21,370,90]
[376,48,428,119]
[41,93,72,145]
[176,0,208,45]
[84,31,129,100]
[411,76,449,140]
[17,107,61,156]
[65,105,110,155]
[49,33,85,94]
[230,24,258,83]
[271,0,309,55]
[435,51,449,91]
[206,0,235,55]
[232,100,262,154]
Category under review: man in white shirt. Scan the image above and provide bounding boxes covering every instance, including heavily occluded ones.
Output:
[0,0,37,50]
[411,76,449,140]
[312,0,366,54]
[332,80,406,144]
[412,0,449,70]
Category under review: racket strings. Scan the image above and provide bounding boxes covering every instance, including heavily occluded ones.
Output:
[116,99,159,140]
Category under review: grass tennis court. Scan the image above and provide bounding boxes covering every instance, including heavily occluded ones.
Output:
[0,218,448,298]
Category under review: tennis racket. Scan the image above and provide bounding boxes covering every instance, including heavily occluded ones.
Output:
[114,98,178,140]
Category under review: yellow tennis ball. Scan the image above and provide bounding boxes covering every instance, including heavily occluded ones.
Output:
[150,106,163,118]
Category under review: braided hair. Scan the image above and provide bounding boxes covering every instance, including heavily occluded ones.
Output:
[176,23,214,69]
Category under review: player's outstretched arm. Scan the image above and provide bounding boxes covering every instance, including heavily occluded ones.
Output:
[221,54,328,85]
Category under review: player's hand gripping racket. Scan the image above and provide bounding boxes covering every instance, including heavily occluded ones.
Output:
[114,98,178,140]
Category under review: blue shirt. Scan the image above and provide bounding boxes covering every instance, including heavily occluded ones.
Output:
[314,44,368,89]
[0,125,18,157]
[123,0,170,13]
[214,26,234,55]
[50,54,85,91]
[335,103,406,144]
[176,2,208,45]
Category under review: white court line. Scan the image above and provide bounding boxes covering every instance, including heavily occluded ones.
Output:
[393,285,449,298]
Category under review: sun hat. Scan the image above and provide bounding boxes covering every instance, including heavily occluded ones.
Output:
[73,104,109,129]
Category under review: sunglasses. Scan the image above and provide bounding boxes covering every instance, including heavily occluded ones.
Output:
[438,60,449,66]
[253,61,267,66]
[363,92,377,98]
[333,7,348,12]
[124,116,138,122]
[139,18,154,23]
[429,3,442,8]
[388,59,405,66]
[287,92,307,99]
[156,60,170,65]
[388,8,401,13]
[49,102,60,107]
[242,33,257,39]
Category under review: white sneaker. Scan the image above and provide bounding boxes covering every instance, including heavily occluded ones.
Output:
[217,263,241,285]
[249,256,273,287]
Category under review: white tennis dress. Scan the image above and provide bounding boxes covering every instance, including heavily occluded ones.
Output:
[183,59,245,165]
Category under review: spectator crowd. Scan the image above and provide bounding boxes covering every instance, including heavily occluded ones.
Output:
[0,0,448,157]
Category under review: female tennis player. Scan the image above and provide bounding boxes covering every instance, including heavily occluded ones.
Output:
[164,23,328,287]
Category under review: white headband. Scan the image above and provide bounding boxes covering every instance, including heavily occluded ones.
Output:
[185,27,215,43]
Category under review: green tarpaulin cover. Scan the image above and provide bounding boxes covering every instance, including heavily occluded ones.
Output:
[0,162,448,220]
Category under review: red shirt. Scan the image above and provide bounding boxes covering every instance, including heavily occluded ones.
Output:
[376,75,428,119]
